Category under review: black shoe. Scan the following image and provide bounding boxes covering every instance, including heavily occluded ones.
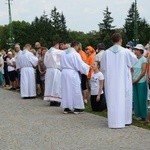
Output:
[125,124,132,126]
[141,118,146,121]
[9,88,16,90]
[55,102,61,107]
[74,109,84,114]
[22,96,36,99]
[50,101,60,107]
[63,108,72,114]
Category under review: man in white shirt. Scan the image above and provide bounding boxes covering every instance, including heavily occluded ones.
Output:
[95,43,105,62]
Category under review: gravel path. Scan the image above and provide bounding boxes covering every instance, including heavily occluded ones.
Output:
[0,89,150,150]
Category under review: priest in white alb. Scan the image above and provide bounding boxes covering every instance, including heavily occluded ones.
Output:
[61,41,90,114]
[101,33,138,128]
[44,41,63,106]
[19,44,38,98]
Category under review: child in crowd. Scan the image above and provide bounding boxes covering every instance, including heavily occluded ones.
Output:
[90,61,106,112]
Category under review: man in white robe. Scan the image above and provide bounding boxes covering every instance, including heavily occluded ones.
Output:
[61,41,90,114]
[44,42,63,106]
[19,44,38,98]
[101,33,138,128]
[14,44,22,88]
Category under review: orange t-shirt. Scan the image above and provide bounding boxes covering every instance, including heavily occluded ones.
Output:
[86,54,94,79]
[78,50,87,63]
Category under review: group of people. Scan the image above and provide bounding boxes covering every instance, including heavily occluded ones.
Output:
[0,33,150,129]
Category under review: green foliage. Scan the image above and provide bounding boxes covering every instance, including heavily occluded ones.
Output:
[29,13,53,48]
[68,30,89,49]
[0,25,8,49]
[98,6,115,48]
[138,19,150,45]
[12,21,30,47]
[0,5,150,50]
[50,7,68,42]
[99,6,115,34]
[124,2,140,42]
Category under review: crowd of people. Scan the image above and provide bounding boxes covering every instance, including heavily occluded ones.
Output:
[0,33,150,129]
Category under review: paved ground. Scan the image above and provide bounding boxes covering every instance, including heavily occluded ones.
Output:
[0,89,150,150]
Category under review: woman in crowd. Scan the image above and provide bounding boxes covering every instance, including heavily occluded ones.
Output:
[7,52,17,90]
[38,47,47,96]
[2,49,10,87]
[132,44,148,121]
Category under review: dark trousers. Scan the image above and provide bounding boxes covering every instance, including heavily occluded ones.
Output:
[90,94,107,112]
[4,69,10,85]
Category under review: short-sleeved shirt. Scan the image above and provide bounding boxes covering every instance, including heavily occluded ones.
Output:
[133,56,147,83]
[90,71,104,95]
[7,58,16,72]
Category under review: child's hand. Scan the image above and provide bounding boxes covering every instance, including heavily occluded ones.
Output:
[96,95,100,102]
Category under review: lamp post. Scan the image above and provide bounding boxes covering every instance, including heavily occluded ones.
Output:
[133,0,138,45]
[7,0,14,47]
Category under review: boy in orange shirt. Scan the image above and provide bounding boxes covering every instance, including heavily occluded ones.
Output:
[78,43,88,104]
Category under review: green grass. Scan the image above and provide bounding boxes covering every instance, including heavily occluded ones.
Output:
[85,102,150,130]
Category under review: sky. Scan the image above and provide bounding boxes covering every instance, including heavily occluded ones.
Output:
[0,0,149,33]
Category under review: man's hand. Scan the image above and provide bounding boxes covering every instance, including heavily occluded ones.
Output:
[96,95,101,102]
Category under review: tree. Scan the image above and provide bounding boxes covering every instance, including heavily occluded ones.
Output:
[98,6,115,34]
[11,21,30,47]
[50,7,68,41]
[124,2,140,42]
[0,25,8,49]
[30,12,53,47]
[98,6,115,48]
[138,19,150,45]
